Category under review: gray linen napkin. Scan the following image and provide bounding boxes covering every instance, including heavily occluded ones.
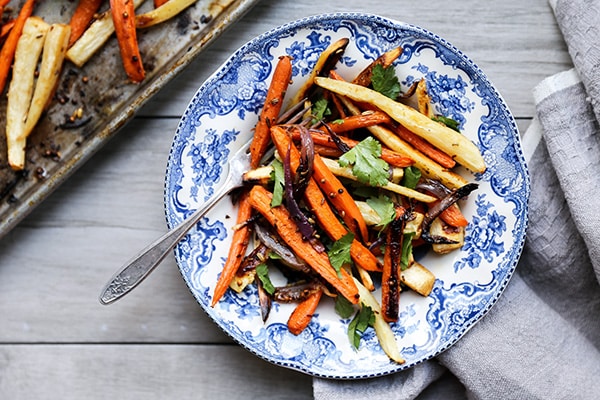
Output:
[313,0,600,398]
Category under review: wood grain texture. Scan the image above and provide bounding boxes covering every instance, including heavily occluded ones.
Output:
[0,0,570,398]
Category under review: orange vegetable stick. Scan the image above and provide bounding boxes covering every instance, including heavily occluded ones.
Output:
[68,0,103,47]
[395,124,456,169]
[0,19,15,41]
[154,0,169,7]
[323,111,391,133]
[0,0,36,93]
[440,203,469,227]
[248,185,359,304]
[211,191,253,307]
[314,144,343,158]
[109,0,145,83]
[250,55,292,168]
[287,289,323,335]
[270,126,381,272]
[312,153,370,243]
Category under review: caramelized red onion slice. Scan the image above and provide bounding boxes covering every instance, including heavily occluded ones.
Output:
[253,223,311,274]
[236,243,270,277]
[421,183,479,244]
[283,144,325,252]
[255,274,272,322]
[295,125,315,197]
[322,122,351,153]
[415,178,451,198]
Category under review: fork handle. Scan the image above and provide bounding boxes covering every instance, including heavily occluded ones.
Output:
[98,175,235,305]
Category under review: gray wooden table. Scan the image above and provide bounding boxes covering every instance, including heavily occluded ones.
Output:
[0,0,571,398]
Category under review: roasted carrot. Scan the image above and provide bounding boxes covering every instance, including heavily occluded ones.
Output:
[0,19,15,41]
[211,191,253,307]
[0,0,36,93]
[395,124,456,169]
[250,55,292,168]
[110,0,145,83]
[213,56,291,306]
[270,125,382,273]
[154,0,169,6]
[292,128,414,168]
[248,185,360,304]
[287,289,323,335]
[68,0,103,47]
[312,153,370,243]
[440,203,469,227]
[314,144,343,158]
[322,111,392,133]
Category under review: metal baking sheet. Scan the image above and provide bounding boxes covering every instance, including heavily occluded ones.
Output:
[0,0,260,238]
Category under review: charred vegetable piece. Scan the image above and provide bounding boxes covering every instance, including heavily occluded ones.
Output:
[273,281,324,303]
[421,183,478,244]
[381,209,406,322]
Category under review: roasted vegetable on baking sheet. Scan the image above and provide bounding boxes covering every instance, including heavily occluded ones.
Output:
[209,38,484,363]
[2,0,202,170]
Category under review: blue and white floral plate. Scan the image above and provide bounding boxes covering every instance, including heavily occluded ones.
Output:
[164,13,529,379]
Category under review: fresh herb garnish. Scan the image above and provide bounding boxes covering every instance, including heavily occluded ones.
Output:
[338,137,390,186]
[256,263,275,295]
[401,232,415,270]
[270,159,285,207]
[334,295,355,319]
[348,304,376,349]
[402,166,421,189]
[432,115,460,132]
[371,64,401,99]
[366,194,396,229]
[327,232,354,276]
[311,97,331,122]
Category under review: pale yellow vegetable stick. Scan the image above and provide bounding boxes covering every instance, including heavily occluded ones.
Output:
[314,77,486,174]
[353,278,405,364]
[336,93,468,189]
[136,0,198,29]
[6,17,50,171]
[24,23,71,138]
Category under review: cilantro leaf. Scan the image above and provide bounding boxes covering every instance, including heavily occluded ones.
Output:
[311,97,331,123]
[328,233,354,276]
[334,295,355,319]
[432,115,460,132]
[348,304,375,349]
[270,159,285,207]
[371,64,401,99]
[401,232,415,270]
[338,137,390,186]
[256,263,275,295]
[366,194,396,229]
[402,166,421,189]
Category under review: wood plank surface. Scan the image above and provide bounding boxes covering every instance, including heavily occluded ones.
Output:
[0,0,571,398]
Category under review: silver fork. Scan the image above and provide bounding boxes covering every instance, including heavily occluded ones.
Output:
[99,140,251,305]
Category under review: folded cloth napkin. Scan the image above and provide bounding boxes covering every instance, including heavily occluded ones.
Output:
[313,0,600,398]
